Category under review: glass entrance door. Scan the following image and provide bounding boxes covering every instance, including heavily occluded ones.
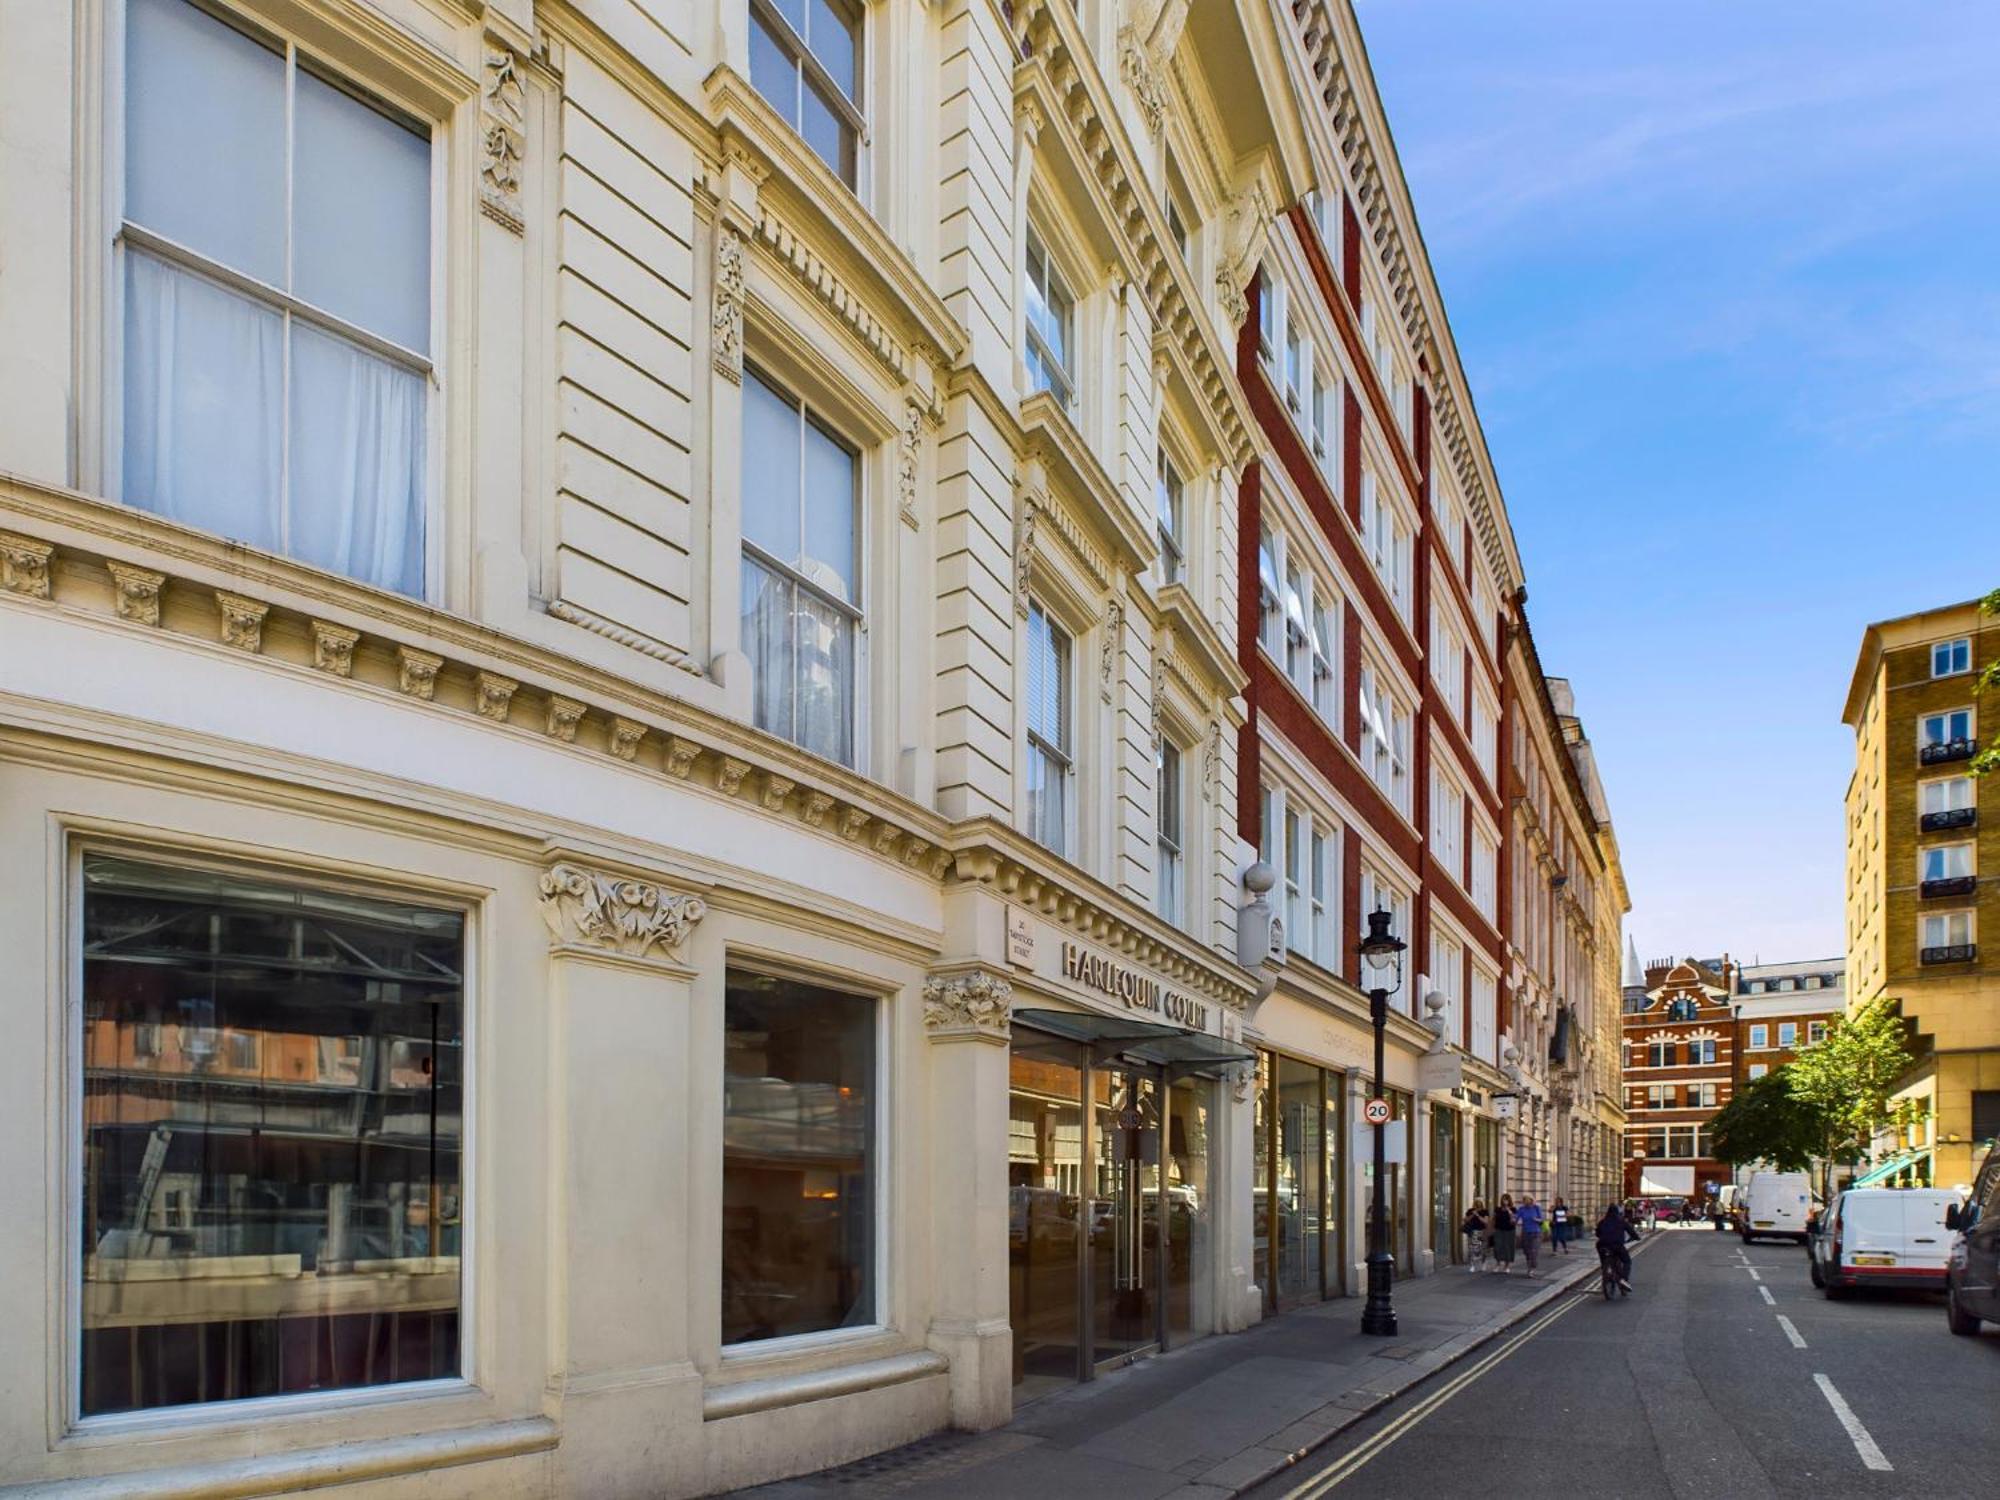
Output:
[1091,1066,1159,1367]
[1008,1035,1084,1400]
[1165,1075,1212,1344]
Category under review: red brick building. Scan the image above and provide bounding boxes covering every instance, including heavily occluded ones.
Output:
[1621,959,1736,1199]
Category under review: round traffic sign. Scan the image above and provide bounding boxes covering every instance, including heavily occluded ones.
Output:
[1363,1098,1391,1125]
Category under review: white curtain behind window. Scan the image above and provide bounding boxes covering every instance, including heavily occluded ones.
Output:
[123,253,283,552]
[288,323,425,596]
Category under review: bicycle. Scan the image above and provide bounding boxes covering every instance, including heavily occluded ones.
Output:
[1598,1247,1631,1300]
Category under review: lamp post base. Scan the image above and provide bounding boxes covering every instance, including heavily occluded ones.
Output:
[1361,1250,1398,1336]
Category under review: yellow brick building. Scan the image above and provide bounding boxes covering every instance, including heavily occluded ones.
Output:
[1843,599,2000,1189]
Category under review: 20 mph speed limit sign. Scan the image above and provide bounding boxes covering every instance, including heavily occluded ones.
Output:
[1362,1098,1391,1125]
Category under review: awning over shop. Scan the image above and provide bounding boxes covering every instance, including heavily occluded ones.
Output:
[1851,1149,1928,1187]
[1012,1008,1255,1076]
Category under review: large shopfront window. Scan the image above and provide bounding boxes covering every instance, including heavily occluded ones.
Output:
[1473,1116,1500,1216]
[722,971,876,1346]
[1008,1019,1222,1397]
[79,855,463,1417]
[1255,1050,1345,1309]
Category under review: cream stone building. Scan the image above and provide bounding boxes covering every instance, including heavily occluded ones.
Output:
[0,1,1619,1495]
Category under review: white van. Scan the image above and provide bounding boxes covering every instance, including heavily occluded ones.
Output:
[1740,1171,1812,1244]
[1810,1187,1955,1295]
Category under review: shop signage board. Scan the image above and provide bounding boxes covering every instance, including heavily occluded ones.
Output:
[1008,908,1218,1034]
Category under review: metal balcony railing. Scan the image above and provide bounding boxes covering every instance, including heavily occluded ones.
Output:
[1920,738,1977,766]
[1921,875,1978,900]
[1921,806,1977,832]
[1920,943,1977,965]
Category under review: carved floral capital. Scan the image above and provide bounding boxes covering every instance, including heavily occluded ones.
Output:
[921,970,1013,1043]
[538,862,707,964]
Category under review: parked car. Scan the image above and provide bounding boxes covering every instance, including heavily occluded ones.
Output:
[1809,1187,1956,1296]
[1741,1171,1812,1245]
[1945,1143,2000,1335]
[1713,1184,1742,1231]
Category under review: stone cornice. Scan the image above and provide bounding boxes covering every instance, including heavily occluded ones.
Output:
[1018,393,1153,578]
[943,818,1257,1012]
[1152,580,1248,698]
[704,67,964,396]
[1280,1,1523,599]
[1006,0,1256,471]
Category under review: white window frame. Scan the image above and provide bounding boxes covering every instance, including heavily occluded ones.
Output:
[1359,470,1413,621]
[1932,637,1971,677]
[748,0,868,190]
[1923,910,1975,950]
[1920,708,1974,749]
[1777,1022,1798,1049]
[1807,1021,1827,1046]
[63,840,481,1433]
[1256,263,1278,369]
[1921,776,1975,815]
[1470,828,1497,920]
[1429,769,1464,882]
[1748,1024,1768,1050]
[105,0,445,600]
[1156,738,1185,929]
[1360,869,1412,1014]
[1024,599,1073,857]
[1748,1063,1769,1081]
[1274,786,1338,967]
[1155,445,1185,587]
[1023,226,1078,411]
[1921,842,1975,882]
[1310,362,1335,479]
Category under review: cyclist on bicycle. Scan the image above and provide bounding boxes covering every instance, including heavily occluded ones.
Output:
[1595,1202,1639,1290]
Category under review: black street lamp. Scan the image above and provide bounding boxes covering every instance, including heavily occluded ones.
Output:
[1358,906,1406,1337]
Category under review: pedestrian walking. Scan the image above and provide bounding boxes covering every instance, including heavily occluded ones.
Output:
[1462,1201,1490,1273]
[1490,1194,1517,1272]
[1550,1196,1571,1254]
[1517,1195,1545,1274]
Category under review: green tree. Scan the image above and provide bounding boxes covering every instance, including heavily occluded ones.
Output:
[1708,1069,1823,1174]
[1785,997,1915,1196]
[1974,587,2000,778]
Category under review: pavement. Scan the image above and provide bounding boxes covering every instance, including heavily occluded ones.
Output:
[734,1241,1607,1500]
[1240,1226,2000,1500]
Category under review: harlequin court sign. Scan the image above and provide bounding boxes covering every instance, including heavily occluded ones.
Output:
[1058,939,1211,1033]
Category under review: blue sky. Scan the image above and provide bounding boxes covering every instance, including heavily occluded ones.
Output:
[1352,0,2000,968]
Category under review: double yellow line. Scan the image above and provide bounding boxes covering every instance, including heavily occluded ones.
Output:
[1278,1237,1657,1497]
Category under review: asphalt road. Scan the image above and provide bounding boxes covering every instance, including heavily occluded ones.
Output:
[1244,1225,2000,1500]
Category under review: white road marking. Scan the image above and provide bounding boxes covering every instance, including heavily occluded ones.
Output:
[1757,1284,1775,1305]
[1777,1315,1807,1349]
[1745,1267,1762,1281]
[1815,1373,1891,1471]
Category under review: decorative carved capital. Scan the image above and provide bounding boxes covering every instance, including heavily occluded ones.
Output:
[717,756,752,795]
[1118,28,1166,137]
[480,46,526,233]
[397,645,443,700]
[803,791,835,828]
[311,620,360,677]
[546,695,586,741]
[538,862,706,964]
[609,717,646,761]
[106,561,163,624]
[215,591,267,652]
[474,671,519,721]
[839,806,870,841]
[761,772,794,811]
[664,735,703,779]
[712,226,747,383]
[922,970,1013,1043]
[0,533,53,599]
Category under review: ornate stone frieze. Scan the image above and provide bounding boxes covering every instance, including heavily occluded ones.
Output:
[712,226,746,383]
[397,645,443,700]
[1202,719,1223,804]
[311,621,359,677]
[717,756,752,795]
[839,806,870,841]
[761,772,794,811]
[546,598,702,674]
[803,790,835,827]
[921,970,1013,1043]
[546,695,586,741]
[475,671,519,721]
[1100,600,1123,703]
[539,862,707,964]
[1013,506,1036,619]
[480,45,526,232]
[215,591,267,652]
[106,561,163,624]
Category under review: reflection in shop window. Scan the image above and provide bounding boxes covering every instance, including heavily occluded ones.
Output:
[722,970,876,1345]
[79,855,464,1417]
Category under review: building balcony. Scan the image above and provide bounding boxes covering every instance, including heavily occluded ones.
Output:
[1921,806,1977,833]
[1920,876,1978,900]
[1920,943,1977,965]
[1920,738,1977,766]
